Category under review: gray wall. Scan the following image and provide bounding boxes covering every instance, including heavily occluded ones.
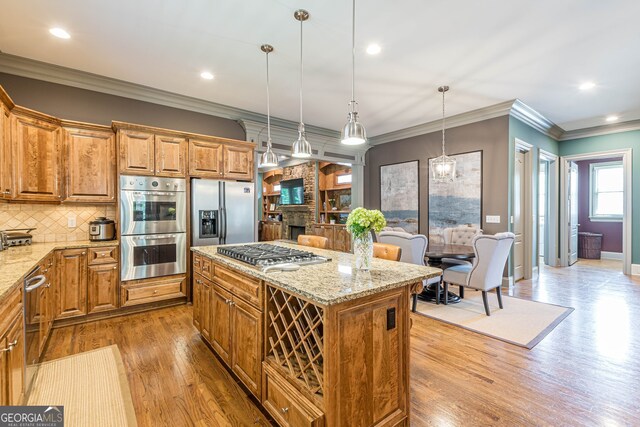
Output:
[364,116,510,236]
[0,73,245,140]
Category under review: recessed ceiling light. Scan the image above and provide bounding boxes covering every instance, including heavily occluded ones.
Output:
[49,28,70,39]
[200,71,214,80]
[366,43,381,55]
[606,115,619,122]
[579,81,596,91]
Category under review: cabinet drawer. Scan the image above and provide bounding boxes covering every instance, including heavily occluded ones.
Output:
[263,364,324,427]
[214,264,262,308]
[122,276,186,307]
[193,254,202,273]
[88,246,118,265]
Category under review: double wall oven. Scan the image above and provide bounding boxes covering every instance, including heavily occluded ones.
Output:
[120,175,187,281]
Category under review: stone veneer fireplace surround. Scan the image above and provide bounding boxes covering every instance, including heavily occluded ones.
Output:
[278,161,317,240]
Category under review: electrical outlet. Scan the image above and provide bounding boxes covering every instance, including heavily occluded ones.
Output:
[486,215,501,224]
[67,215,77,228]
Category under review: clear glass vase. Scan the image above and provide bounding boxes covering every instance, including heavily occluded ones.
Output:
[353,232,374,271]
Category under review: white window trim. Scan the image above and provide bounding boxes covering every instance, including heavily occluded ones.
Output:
[589,161,623,222]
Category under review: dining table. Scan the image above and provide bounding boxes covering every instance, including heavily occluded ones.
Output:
[418,243,475,304]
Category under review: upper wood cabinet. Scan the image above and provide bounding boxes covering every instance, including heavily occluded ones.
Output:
[118,129,155,176]
[10,107,62,202]
[63,123,116,203]
[0,88,14,200]
[223,144,254,180]
[189,138,223,178]
[155,135,187,177]
[189,137,254,180]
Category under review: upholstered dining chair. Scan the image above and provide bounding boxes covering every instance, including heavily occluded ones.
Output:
[377,231,443,312]
[372,242,402,261]
[297,234,329,249]
[442,225,482,266]
[442,232,515,316]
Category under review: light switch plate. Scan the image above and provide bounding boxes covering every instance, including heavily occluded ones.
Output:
[486,215,501,224]
[67,215,77,228]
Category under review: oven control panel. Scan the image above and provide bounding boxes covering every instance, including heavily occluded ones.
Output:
[120,175,186,192]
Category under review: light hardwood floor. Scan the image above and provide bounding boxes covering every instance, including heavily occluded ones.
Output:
[44,259,640,426]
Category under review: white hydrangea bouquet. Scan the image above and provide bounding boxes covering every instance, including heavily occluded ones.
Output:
[346,208,386,270]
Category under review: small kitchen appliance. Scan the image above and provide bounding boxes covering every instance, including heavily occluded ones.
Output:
[89,217,116,241]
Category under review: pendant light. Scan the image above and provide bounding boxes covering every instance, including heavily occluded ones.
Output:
[341,0,367,145]
[259,44,278,167]
[430,85,456,182]
[291,9,313,158]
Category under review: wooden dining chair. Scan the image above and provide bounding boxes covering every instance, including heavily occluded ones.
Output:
[297,234,329,249]
[372,242,402,261]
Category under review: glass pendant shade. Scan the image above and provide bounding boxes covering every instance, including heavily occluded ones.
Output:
[430,154,456,183]
[260,142,279,167]
[291,123,312,158]
[341,111,367,145]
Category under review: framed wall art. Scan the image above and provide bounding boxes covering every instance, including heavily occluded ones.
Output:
[380,160,420,234]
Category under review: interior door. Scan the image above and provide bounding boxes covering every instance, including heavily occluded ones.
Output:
[568,161,579,265]
[513,151,525,281]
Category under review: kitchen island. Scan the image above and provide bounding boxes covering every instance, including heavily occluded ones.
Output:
[191,242,441,427]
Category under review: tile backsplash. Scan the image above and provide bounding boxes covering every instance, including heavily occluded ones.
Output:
[0,203,117,243]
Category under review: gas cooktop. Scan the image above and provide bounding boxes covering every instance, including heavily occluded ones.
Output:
[217,243,330,268]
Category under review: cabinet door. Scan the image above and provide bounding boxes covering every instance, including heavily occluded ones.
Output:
[6,313,25,406]
[333,227,352,253]
[155,135,187,177]
[189,139,223,178]
[210,283,232,364]
[231,297,262,397]
[119,130,155,175]
[56,249,88,319]
[64,127,116,202]
[193,277,202,331]
[0,105,11,199]
[87,263,119,314]
[201,279,211,342]
[11,113,62,201]
[38,284,52,356]
[311,225,334,249]
[223,144,254,180]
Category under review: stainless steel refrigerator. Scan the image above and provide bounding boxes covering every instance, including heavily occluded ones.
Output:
[191,179,255,246]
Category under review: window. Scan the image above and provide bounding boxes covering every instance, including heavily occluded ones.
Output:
[590,161,623,221]
[336,174,352,185]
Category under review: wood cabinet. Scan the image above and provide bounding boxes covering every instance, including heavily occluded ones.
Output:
[121,274,186,307]
[155,135,187,177]
[55,249,88,319]
[10,107,62,202]
[0,287,25,406]
[193,258,263,398]
[63,124,116,203]
[311,224,351,253]
[188,137,254,180]
[189,138,223,178]
[223,144,254,180]
[118,129,155,176]
[88,264,119,314]
[260,221,282,242]
[0,88,13,200]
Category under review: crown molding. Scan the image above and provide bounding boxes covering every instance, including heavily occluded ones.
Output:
[369,100,515,145]
[560,119,640,141]
[510,99,564,139]
[0,52,339,139]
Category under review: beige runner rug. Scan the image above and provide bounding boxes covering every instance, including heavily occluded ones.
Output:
[415,292,573,349]
[27,345,137,427]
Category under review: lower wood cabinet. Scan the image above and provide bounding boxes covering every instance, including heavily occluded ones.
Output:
[260,221,282,242]
[209,282,231,364]
[55,249,88,319]
[311,224,351,252]
[0,287,25,406]
[88,263,119,314]
[121,274,186,307]
[230,295,262,397]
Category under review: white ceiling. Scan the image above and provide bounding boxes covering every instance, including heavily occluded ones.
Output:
[1,0,640,136]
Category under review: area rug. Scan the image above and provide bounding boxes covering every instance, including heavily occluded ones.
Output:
[27,345,137,427]
[415,292,573,349]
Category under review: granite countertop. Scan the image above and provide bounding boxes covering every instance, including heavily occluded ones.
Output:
[0,240,119,301]
[192,242,441,306]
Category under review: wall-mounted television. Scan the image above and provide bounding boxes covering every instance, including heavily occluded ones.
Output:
[280,178,304,205]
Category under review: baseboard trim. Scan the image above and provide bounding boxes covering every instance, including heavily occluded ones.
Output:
[502,276,514,288]
[632,264,640,276]
[601,251,624,261]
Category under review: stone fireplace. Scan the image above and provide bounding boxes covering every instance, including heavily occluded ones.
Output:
[279,161,317,240]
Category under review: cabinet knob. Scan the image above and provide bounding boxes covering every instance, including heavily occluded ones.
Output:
[225,299,232,305]
[82,252,86,255]
[45,284,51,288]
[0,339,18,353]
[101,253,106,257]
[113,266,117,270]
[281,407,289,414]
[153,290,158,294]
[3,190,10,195]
